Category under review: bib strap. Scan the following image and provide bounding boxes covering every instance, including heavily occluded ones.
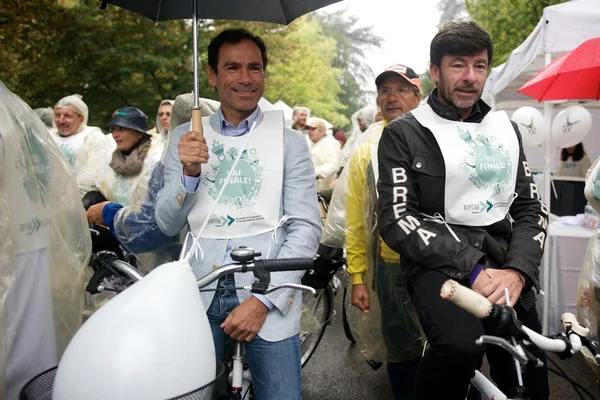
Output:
[422,212,461,243]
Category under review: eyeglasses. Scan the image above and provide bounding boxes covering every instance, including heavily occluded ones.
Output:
[158,112,171,117]
[378,87,415,98]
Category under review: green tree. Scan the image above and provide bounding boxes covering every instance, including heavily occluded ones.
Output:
[317,9,383,128]
[419,69,436,98]
[438,0,469,26]
[0,0,197,127]
[466,0,567,67]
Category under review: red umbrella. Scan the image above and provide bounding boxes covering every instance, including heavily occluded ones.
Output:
[517,37,600,101]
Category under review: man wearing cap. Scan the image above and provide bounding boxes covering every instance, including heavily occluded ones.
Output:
[51,95,113,196]
[377,22,549,399]
[345,64,423,399]
[305,117,341,194]
[85,106,164,230]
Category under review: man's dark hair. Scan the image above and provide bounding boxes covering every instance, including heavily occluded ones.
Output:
[207,28,268,73]
[561,142,585,162]
[430,22,494,67]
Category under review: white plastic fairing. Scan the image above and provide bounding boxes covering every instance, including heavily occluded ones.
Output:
[53,260,216,400]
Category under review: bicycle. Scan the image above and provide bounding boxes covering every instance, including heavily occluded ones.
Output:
[440,279,600,400]
[20,247,320,400]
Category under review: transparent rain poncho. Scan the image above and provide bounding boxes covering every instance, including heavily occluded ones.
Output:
[0,81,90,396]
[331,124,424,364]
[577,156,600,376]
[112,95,220,272]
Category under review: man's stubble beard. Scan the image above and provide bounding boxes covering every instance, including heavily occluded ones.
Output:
[438,73,482,112]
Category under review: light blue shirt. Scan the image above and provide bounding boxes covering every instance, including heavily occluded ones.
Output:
[181,107,273,310]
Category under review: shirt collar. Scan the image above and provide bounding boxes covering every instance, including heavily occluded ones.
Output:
[218,107,260,136]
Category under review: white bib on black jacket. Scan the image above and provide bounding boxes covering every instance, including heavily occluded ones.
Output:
[411,103,519,226]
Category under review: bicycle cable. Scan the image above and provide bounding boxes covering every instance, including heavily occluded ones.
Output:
[547,356,596,400]
[243,384,251,399]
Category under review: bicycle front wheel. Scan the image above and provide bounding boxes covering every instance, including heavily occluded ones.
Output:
[300,286,333,367]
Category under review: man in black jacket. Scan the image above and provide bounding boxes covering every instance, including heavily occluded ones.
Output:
[377,22,549,399]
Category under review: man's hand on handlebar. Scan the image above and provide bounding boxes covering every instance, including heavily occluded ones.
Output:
[476,268,524,307]
[221,296,268,342]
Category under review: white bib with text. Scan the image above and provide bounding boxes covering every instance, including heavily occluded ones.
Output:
[188,111,284,239]
[411,103,519,226]
[53,127,94,171]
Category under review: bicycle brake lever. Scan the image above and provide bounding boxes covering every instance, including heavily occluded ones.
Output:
[476,335,529,364]
[476,335,544,367]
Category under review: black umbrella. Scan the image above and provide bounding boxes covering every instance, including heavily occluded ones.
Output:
[99,0,342,133]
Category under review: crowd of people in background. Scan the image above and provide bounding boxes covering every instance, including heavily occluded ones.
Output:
[3,20,570,400]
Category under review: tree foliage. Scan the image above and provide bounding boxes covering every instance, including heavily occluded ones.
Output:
[0,1,378,130]
[466,0,567,67]
[0,0,195,127]
[317,9,382,126]
[438,0,469,26]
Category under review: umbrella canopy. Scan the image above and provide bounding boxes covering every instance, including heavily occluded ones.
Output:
[100,0,342,24]
[99,0,342,132]
[517,37,600,101]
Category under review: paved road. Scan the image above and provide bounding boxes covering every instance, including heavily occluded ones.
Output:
[301,288,599,400]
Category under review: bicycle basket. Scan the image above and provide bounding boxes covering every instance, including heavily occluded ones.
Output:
[301,244,345,289]
[20,361,226,400]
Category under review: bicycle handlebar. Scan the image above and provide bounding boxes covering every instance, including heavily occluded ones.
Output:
[193,258,314,289]
[440,279,598,364]
[99,250,316,295]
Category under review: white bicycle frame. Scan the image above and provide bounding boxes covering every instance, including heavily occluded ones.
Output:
[231,342,252,400]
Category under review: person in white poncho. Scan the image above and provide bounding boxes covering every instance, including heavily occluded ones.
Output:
[86,106,164,229]
[147,99,174,144]
[0,81,89,400]
[51,95,113,196]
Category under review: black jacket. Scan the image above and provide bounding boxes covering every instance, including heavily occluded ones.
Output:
[376,90,548,309]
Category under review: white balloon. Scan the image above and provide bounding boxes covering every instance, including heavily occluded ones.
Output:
[53,260,216,400]
[551,106,593,148]
[510,107,547,146]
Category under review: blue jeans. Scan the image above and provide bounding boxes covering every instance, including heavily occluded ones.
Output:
[206,279,302,400]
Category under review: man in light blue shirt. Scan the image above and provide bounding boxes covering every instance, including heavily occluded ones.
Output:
[155,29,321,400]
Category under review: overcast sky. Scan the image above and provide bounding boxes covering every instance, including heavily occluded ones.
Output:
[322,0,442,84]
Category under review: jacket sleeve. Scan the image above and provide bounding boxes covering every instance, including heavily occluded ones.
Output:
[266,130,322,312]
[155,123,200,237]
[345,146,369,285]
[503,122,548,288]
[377,123,486,277]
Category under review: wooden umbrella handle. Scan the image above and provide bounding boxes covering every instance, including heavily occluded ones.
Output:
[191,107,203,139]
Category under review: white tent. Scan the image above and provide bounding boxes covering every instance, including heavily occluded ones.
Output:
[272,100,294,126]
[481,0,600,335]
[483,0,600,105]
[482,0,600,176]
[258,97,275,111]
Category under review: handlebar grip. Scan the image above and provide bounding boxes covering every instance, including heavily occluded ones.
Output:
[440,279,493,319]
[254,258,314,272]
